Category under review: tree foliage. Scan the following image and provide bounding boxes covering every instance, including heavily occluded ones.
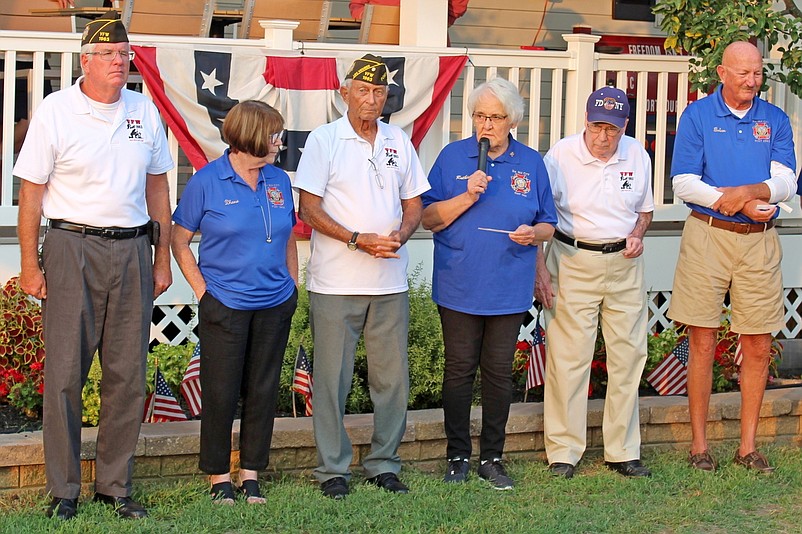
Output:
[654,0,802,97]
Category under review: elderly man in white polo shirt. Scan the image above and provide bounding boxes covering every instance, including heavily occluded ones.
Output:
[535,87,654,479]
[294,54,429,499]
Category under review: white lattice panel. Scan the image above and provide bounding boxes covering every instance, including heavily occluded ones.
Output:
[148,289,802,346]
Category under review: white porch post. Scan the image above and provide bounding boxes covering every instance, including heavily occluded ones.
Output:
[259,20,300,50]
[563,33,601,136]
[400,0,447,48]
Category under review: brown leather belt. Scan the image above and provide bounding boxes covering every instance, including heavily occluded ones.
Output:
[689,210,775,235]
[49,220,148,239]
[553,229,627,254]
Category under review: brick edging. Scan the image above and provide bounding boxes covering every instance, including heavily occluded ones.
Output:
[2,388,801,492]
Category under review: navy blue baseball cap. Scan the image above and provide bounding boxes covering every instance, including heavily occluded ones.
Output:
[586,87,629,128]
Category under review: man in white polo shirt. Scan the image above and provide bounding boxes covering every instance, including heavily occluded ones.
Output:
[535,87,654,479]
[294,54,429,499]
[14,12,173,520]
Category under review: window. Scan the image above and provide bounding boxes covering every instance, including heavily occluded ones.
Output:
[612,0,656,22]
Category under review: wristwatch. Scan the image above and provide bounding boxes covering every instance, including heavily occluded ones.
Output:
[347,231,359,251]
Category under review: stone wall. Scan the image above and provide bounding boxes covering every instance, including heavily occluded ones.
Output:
[2,388,801,494]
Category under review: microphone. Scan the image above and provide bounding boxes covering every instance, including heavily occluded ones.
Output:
[477,137,490,174]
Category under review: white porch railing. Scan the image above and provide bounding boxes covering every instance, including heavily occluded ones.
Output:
[3,29,802,226]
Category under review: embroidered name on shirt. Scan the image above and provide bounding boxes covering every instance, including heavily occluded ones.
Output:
[713,126,726,133]
[456,175,470,180]
[384,147,399,168]
[510,170,531,195]
[224,199,239,205]
[267,186,285,207]
[126,119,143,141]
[620,171,633,191]
[752,121,771,141]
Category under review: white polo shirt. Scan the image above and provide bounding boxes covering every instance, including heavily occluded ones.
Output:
[13,78,174,227]
[543,133,654,241]
[294,116,429,295]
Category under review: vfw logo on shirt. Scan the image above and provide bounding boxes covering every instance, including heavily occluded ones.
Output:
[753,121,771,142]
[126,119,143,141]
[384,147,399,168]
[620,171,634,191]
[510,170,531,195]
[267,186,285,207]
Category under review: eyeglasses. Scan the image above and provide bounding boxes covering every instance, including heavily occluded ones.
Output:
[86,50,135,62]
[586,123,622,135]
[270,130,285,145]
[472,113,508,125]
[367,158,384,189]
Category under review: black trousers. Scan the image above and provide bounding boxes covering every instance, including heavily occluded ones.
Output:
[198,289,297,474]
[439,306,524,462]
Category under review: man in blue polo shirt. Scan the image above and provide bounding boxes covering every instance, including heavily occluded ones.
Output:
[668,41,797,474]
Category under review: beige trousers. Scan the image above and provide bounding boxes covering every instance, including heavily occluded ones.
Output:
[542,239,648,465]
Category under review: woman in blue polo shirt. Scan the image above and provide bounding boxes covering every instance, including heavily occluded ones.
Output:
[421,78,556,490]
[171,101,298,504]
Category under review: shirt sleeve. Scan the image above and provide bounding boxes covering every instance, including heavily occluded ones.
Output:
[533,156,558,225]
[398,134,430,200]
[171,171,205,232]
[422,153,446,208]
[672,172,722,207]
[765,161,797,203]
[293,129,330,197]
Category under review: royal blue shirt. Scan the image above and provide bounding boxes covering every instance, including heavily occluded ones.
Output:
[671,85,796,223]
[172,150,296,310]
[423,136,557,315]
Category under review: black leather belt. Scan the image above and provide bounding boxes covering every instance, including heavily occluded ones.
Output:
[553,229,627,254]
[49,220,148,239]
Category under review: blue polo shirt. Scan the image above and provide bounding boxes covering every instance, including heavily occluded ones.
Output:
[671,85,796,223]
[422,136,557,315]
[172,150,296,310]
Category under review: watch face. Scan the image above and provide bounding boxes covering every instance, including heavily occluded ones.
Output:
[347,242,358,251]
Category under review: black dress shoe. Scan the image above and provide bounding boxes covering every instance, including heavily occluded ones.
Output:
[367,472,409,494]
[320,477,349,500]
[46,497,77,520]
[93,493,148,519]
[605,459,651,478]
[548,462,575,479]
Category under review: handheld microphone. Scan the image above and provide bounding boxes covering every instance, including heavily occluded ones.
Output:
[478,137,490,173]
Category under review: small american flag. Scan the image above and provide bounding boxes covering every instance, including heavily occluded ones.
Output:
[144,368,188,423]
[525,317,546,390]
[734,339,744,366]
[291,345,313,416]
[646,337,690,396]
[180,342,202,417]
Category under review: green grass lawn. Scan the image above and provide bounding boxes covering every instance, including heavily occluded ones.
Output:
[2,446,801,533]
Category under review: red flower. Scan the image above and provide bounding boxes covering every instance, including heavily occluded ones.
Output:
[37,382,44,395]
[30,362,44,372]
[516,341,530,352]
[0,383,9,398]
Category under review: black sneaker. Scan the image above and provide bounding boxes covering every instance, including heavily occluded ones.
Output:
[443,458,469,483]
[320,477,349,499]
[477,459,514,490]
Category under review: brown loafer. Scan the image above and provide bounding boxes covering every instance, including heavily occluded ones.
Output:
[733,450,775,475]
[689,450,717,472]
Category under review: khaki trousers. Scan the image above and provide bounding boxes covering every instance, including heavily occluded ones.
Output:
[542,239,648,465]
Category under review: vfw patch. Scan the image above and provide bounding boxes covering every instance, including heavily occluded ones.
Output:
[267,186,285,207]
[384,147,399,168]
[753,121,771,141]
[619,171,633,191]
[510,170,531,195]
[126,119,143,141]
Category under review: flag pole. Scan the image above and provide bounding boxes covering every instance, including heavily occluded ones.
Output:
[149,358,159,424]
